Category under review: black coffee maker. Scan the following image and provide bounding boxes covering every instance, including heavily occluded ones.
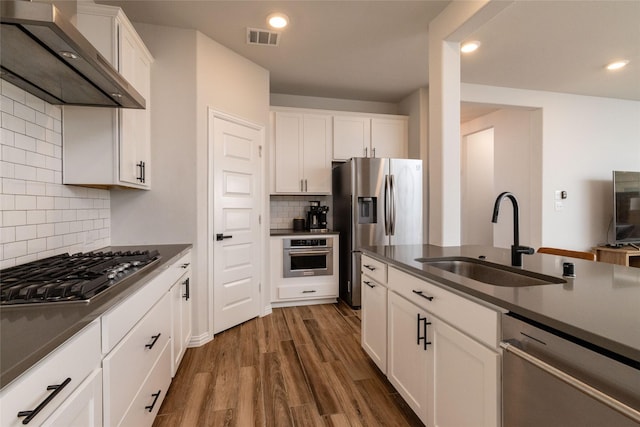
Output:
[307,201,329,231]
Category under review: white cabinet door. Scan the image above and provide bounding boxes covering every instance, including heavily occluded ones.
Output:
[274,112,303,193]
[371,117,408,159]
[387,292,430,425]
[273,112,331,194]
[118,22,151,187]
[333,115,371,160]
[431,320,499,427]
[42,369,103,427]
[302,114,332,193]
[171,272,192,376]
[361,277,387,373]
[63,4,152,189]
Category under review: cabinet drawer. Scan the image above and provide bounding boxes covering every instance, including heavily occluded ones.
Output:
[119,341,172,427]
[0,321,101,427]
[389,267,499,348]
[102,250,191,353]
[277,282,337,300]
[103,293,171,427]
[361,255,387,284]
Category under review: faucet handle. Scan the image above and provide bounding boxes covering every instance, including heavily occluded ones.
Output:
[519,246,535,255]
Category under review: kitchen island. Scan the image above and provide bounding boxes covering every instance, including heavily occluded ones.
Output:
[362,244,640,365]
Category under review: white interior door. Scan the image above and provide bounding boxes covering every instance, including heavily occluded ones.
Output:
[211,112,262,334]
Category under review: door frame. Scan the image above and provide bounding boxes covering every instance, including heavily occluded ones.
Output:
[207,108,265,337]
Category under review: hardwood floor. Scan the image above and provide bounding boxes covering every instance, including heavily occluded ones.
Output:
[153,301,423,427]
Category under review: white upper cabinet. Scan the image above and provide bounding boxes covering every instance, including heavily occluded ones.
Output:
[371,117,408,159]
[333,115,371,160]
[272,111,332,194]
[63,3,153,189]
[333,114,408,161]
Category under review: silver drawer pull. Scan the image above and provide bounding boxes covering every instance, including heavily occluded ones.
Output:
[500,341,640,422]
[412,290,434,301]
[363,281,375,288]
[363,264,376,271]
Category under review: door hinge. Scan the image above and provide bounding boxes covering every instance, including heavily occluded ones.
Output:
[259,145,262,158]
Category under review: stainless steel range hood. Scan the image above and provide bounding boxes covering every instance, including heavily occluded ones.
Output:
[1,1,145,109]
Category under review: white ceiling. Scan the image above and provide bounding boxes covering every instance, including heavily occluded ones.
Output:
[97,0,640,106]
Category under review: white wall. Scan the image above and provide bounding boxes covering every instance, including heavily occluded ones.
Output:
[398,87,429,242]
[462,83,640,250]
[1,81,110,268]
[110,24,269,343]
[270,93,398,115]
[461,108,542,249]
[461,127,494,246]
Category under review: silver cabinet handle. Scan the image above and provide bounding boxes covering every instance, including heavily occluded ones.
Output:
[289,250,331,256]
[300,179,304,191]
[500,341,640,422]
[372,147,376,158]
[364,146,368,157]
[305,179,308,192]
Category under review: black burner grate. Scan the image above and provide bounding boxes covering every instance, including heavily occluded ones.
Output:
[1,250,160,306]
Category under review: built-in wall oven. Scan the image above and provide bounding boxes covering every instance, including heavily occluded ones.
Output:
[283,238,333,278]
[501,313,640,426]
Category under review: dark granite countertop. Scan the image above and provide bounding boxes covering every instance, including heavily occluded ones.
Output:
[362,244,640,364]
[270,229,339,236]
[0,244,192,389]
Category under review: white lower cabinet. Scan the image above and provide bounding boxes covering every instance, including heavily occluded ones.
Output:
[431,319,499,427]
[171,266,192,376]
[0,321,101,427]
[387,292,430,424]
[103,292,171,426]
[361,257,388,374]
[362,262,501,427]
[0,249,193,427]
[270,235,339,306]
[42,369,103,427]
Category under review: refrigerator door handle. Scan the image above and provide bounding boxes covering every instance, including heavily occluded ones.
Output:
[390,174,397,235]
[384,174,391,236]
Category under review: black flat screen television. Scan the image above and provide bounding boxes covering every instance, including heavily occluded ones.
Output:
[613,170,640,245]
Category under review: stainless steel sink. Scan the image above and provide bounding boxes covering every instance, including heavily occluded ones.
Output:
[415,257,566,287]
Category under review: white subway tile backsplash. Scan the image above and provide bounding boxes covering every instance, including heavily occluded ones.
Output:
[25,93,46,114]
[16,225,37,241]
[3,211,26,226]
[13,102,36,123]
[1,82,110,266]
[15,195,36,210]
[25,122,45,140]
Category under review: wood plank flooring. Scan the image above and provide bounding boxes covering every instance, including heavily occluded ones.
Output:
[153,301,423,427]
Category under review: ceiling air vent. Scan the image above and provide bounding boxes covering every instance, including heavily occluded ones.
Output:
[247,28,280,46]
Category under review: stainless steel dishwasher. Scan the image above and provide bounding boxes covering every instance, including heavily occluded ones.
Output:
[501,313,640,427]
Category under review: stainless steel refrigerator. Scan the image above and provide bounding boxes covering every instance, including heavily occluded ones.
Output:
[333,158,423,307]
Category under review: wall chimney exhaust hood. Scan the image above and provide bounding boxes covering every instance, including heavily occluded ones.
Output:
[1,1,145,109]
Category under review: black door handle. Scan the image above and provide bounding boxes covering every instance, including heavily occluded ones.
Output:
[216,234,232,241]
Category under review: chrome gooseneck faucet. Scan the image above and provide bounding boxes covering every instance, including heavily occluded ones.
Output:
[491,192,534,267]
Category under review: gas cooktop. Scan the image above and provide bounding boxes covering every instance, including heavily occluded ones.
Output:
[0,250,160,307]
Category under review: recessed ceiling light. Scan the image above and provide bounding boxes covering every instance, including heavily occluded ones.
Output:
[461,41,481,54]
[267,13,289,29]
[606,60,629,70]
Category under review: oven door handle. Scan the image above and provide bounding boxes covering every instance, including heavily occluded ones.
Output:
[500,340,640,423]
[287,250,331,256]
